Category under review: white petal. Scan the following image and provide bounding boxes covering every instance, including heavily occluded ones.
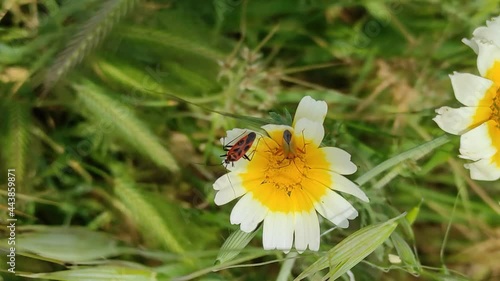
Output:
[214,184,246,205]
[263,212,294,252]
[321,147,358,175]
[262,213,275,250]
[314,189,358,228]
[230,193,266,233]
[305,211,320,251]
[213,173,247,205]
[239,200,268,232]
[293,210,320,253]
[229,193,253,226]
[475,41,500,77]
[433,106,477,135]
[459,122,497,161]
[294,118,324,147]
[463,16,500,53]
[330,172,369,202]
[213,172,241,191]
[449,72,494,107]
[485,16,500,27]
[276,213,294,253]
[462,38,479,54]
[261,124,293,136]
[465,158,500,181]
[293,96,327,126]
[293,212,307,253]
[472,16,500,47]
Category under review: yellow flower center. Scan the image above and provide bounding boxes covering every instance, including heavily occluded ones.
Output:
[482,60,500,167]
[260,134,309,197]
[491,89,500,126]
[486,60,500,86]
[485,60,500,127]
[239,129,331,213]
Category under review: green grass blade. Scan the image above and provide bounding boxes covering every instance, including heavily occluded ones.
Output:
[43,0,140,91]
[94,58,179,97]
[294,215,401,281]
[75,80,178,172]
[215,228,258,265]
[20,265,157,281]
[1,227,119,263]
[355,135,451,186]
[391,232,421,276]
[4,101,31,194]
[119,25,226,61]
[112,166,189,261]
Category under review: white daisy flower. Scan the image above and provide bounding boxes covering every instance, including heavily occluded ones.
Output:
[213,96,369,253]
[434,16,500,181]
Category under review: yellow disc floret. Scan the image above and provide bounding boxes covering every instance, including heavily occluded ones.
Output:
[239,129,332,213]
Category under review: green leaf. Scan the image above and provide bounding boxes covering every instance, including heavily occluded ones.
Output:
[294,215,401,281]
[391,232,421,276]
[21,265,157,281]
[215,228,258,265]
[277,90,359,105]
[386,204,422,246]
[94,58,177,98]
[112,166,189,261]
[75,80,179,172]
[1,227,119,263]
[421,272,471,281]
[0,43,30,64]
[119,25,226,61]
[355,135,451,186]
[269,111,291,126]
[364,2,393,21]
[4,101,31,194]
[406,201,422,226]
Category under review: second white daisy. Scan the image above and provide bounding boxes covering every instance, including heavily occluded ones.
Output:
[434,16,500,181]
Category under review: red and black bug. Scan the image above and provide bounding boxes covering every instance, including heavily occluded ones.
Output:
[221,131,257,167]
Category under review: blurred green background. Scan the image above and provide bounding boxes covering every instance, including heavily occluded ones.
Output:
[1,0,499,280]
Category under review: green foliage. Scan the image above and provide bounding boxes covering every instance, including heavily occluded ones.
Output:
[6,227,120,263]
[391,232,421,276]
[75,80,178,172]
[355,135,451,187]
[1,0,500,281]
[295,215,399,281]
[216,228,258,265]
[3,101,31,194]
[112,165,185,255]
[21,265,157,281]
[43,0,140,91]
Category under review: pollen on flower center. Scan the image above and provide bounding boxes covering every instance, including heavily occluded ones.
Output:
[491,90,500,126]
[240,129,333,213]
[260,144,310,195]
